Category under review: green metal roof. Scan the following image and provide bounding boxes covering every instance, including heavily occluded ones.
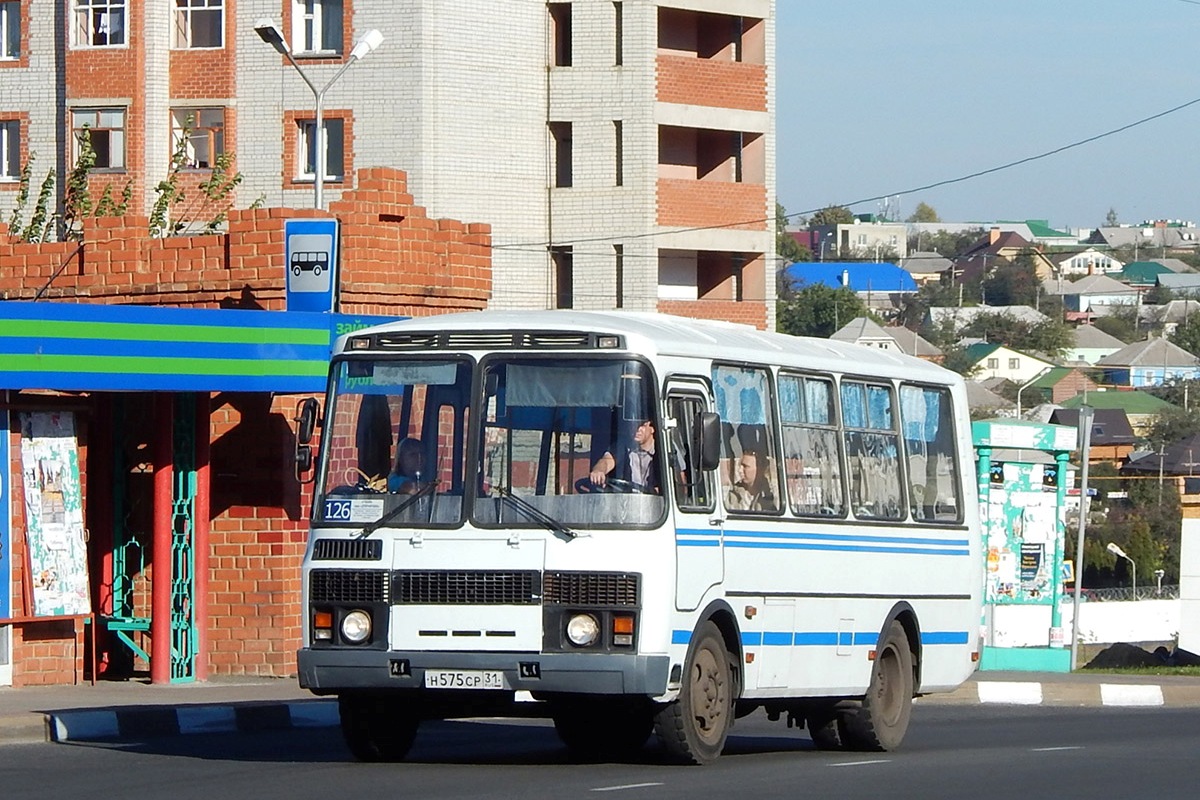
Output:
[1059,389,1175,413]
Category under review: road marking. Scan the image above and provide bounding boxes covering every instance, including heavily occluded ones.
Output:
[1032,746,1083,752]
[976,681,1043,705]
[1100,684,1164,707]
[829,759,891,767]
[591,783,665,792]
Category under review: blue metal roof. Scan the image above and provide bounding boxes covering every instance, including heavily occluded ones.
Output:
[784,262,918,293]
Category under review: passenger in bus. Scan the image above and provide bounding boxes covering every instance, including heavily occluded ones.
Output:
[588,418,660,493]
[726,450,776,511]
[388,437,425,494]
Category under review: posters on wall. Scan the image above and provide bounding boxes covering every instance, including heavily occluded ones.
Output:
[984,461,1061,603]
[18,412,90,617]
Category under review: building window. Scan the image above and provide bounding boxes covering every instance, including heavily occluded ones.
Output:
[73,0,125,47]
[292,0,342,55]
[614,120,623,187]
[613,1,622,66]
[550,121,572,188]
[986,358,998,370]
[614,244,624,308]
[173,0,223,48]
[549,3,571,67]
[0,119,19,179]
[1008,358,1019,370]
[298,117,344,181]
[553,246,573,309]
[1,1,20,59]
[72,108,125,169]
[171,108,224,169]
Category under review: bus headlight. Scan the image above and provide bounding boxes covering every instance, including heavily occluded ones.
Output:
[341,610,372,644]
[566,613,601,647]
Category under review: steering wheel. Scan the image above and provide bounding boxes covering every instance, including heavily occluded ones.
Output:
[575,476,641,494]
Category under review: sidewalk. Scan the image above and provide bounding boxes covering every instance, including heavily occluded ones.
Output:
[2,670,1200,748]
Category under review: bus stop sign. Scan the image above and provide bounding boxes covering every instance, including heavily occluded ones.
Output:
[285,218,339,312]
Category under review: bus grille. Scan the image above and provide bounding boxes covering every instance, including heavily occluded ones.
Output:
[393,570,541,605]
[310,570,389,604]
[543,571,640,606]
[311,539,382,561]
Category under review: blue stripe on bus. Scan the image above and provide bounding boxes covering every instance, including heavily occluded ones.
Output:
[679,629,970,647]
[724,529,969,547]
[675,528,970,556]
[725,540,969,556]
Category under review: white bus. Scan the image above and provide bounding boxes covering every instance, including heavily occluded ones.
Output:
[294,310,982,764]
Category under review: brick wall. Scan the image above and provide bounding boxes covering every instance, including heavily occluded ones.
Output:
[656,56,767,111]
[656,178,767,231]
[1,166,491,684]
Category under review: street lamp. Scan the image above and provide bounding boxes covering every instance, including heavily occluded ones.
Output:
[1107,542,1137,600]
[254,19,383,209]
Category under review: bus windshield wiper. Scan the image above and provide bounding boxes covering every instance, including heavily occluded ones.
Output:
[355,481,439,539]
[495,486,581,541]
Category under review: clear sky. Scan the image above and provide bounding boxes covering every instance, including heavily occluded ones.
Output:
[776,1,1200,232]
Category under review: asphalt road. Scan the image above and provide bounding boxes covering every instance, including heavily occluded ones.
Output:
[1,704,1197,799]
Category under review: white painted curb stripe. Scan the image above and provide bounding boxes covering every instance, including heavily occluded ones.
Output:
[177,705,237,734]
[54,710,119,741]
[976,681,1044,705]
[1100,684,1164,707]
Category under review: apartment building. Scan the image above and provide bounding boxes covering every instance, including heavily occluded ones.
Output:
[0,0,775,323]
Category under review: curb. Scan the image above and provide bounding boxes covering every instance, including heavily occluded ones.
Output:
[921,680,1199,708]
[48,699,338,743]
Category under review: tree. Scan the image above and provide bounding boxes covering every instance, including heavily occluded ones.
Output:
[905,202,940,223]
[777,280,870,338]
[1093,304,1138,343]
[959,310,1072,358]
[809,205,855,227]
[908,227,983,258]
[150,115,246,237]
[775,202,809,263]
[1169,311,1200,357]
[981,252,1044,307]
[1144,405,1200,451]
[1105,207,1119,227]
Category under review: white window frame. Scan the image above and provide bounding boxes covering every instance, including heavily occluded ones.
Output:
[171,107,224,169]
[297,117,344,181]
[0,119,19,181]
[72,0,126,47]
[172,0,224,49]
[72,107,126,170]
[1,1,20,60]
[291,0,342,55]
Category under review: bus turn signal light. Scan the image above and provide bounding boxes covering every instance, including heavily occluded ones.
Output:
[613,615,634,646]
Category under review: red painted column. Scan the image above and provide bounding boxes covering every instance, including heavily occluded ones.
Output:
[150,394,173,684]
[193,393,211,681]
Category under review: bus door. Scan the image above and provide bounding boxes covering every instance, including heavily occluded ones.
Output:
[665,379,723,611]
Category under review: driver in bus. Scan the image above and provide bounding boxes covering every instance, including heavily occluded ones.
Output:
[388,437,425,494]
[588,417,661,494]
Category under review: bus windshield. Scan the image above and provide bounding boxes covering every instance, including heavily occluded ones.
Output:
[316,357,472,527]
[474,356,666,528]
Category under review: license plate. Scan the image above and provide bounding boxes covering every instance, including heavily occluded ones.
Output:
[423,669,507,690]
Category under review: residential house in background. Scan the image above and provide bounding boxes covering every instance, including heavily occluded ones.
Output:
[0,0,777,321]
[1088,223,1200,256]
[1059,389,1175,439]
[1059,274,1140,314]
[1143,299,1200,336]
[830,317,901,351]
[783,262,916,314]
[1122,260,1178,288]
[1157,273,1200,298]
[965,380,1015,417]
[1053,248,1123,277]
[1096,337,1200,387]
[1048,408,1136,467]
[1023,366,1100,407]
[927,304,1050,332]
[811,219,908,261]
[952,228,1055,284]
[963,342,1055,384]
[898,251,953,286]
[881,325,943,362]
[1066,324,1126,365]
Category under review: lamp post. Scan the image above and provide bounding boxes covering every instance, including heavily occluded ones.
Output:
[1107,542,1137,600]
[254,20,383,209]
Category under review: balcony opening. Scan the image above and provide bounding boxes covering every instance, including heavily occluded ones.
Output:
[657,8,764,65]
[549,3,572,67]
[658,126,763,184]
[552,246,574,308]
[549,121,573,188]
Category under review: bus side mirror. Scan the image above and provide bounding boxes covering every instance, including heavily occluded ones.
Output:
[698,411,721,472]
[294,398,321,484]
[296,397,320,444]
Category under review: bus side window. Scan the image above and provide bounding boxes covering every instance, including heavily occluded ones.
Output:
[667,395,713,512]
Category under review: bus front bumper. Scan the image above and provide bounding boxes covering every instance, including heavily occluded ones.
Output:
[297,648,671,696]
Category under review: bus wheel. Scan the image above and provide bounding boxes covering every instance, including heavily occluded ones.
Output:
[338,695,420,762]
[846,621,913,751]
[552,700,654,761]
[654,621,733,765]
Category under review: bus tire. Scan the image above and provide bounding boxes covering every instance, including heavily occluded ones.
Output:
[552,700,654,760]
[654,621,734,765]
[845,621,913,751]
[338,694,420,762]
[805,706,848,750]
